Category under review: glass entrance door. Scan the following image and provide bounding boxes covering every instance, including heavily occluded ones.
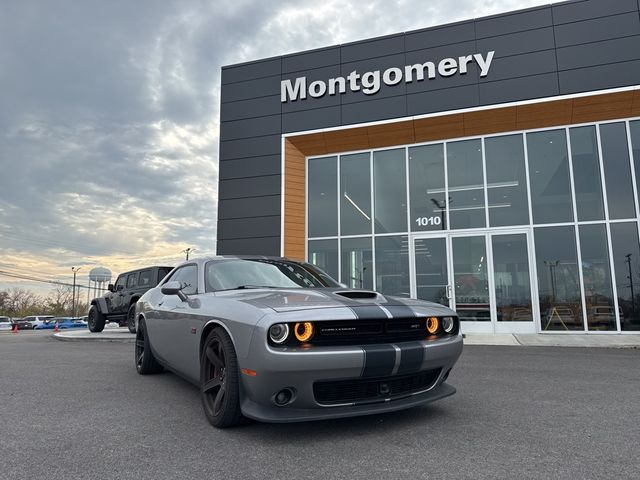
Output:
[411,230,537,333]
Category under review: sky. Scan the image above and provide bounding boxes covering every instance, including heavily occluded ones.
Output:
[0,0,551,295]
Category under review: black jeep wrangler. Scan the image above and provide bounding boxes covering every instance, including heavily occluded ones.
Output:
[87,265,173,333]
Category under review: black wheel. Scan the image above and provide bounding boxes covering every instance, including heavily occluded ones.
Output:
[127,304,137,334]
[201,328,243,428]
[135,319,163,374]
[87,305,105,333]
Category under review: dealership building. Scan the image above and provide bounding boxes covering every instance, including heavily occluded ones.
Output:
[218,0,640,335]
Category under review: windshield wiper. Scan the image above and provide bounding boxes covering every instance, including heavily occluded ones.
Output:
[218,285,282,291]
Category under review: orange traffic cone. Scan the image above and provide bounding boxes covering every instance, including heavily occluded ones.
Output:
[53,323,59,333]
[11,323,18,333]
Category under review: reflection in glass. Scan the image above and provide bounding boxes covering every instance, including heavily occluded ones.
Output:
[527,130,573,224]
[373,149,407,233]
[451,236,490,321]
[570,126,605,221]
[341,237,373,290]
[610,223,640,331]
[534,226,583,330]
[600,123,636,219]
[485,134,529,227]
[308,156,337,237]
[447,139,486,229]
[340,153,371,235]
[580,224,615,331]
[414,237,449,306]
[308,239,338,281]
[375,235,410,297]
[409,144,447,231]
[492,234,533,322]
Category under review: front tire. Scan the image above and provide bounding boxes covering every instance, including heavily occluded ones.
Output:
[135,319,163,374]
[87,306,106,333]
[201,328,243,428]
[127,304,137,333]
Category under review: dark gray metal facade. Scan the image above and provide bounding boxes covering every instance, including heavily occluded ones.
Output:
[218,0,640,255]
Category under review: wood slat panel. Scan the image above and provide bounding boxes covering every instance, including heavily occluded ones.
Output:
[516,99,573,130]
[463,107,517,136]
[632,90,640,116]
[572,91,634,123]
[414,115,465,142]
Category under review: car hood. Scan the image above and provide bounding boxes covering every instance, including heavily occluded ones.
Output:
[214,288,452,314]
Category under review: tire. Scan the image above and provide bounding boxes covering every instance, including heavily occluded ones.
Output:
[201,328,244,428]
[135,319,163,374]
[127,304,137,334]
[87,305,106,333]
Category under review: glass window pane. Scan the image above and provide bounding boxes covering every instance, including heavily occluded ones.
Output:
[414,237,449,306]
[374,235,409,296]
[447,139,485,229]
[610,223,640,331]
[534,226,583,330]
[527,130,573,224]
[570,126,605,221]
[485,134,529,227]
[409,144,447,231]
[340,153,371,235]
[580,224,616,331]
[341,237,373,290]
[373,149,407,233]
[308,156,337,237]
[308,239,338,281]
[492,234,533,322]
[600,122,636,219]
[452,236,489,321]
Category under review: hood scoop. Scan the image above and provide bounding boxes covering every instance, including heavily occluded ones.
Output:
[334,290,380,300]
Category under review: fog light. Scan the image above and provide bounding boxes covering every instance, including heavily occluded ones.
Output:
[294,322,314,342]
[269,323,289,344]
[442,316,455,333]
[426,317,439,335]
[274,388,293,406]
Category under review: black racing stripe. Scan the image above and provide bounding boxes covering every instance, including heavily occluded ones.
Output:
[361,344,396,377]
[396,342,425,375]
[384,304,417,319]
[350,305,389,320]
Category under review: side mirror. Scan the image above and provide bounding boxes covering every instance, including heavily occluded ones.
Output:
[161,281,188,301]
[107,284,114,292]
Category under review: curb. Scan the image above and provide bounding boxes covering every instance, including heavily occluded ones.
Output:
[53,331,135,344]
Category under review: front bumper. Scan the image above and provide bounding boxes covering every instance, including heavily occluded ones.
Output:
[238,333,463,423]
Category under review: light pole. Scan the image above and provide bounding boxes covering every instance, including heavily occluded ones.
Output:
[182,247,195,260]
[625,253,634,315]
[71,267,81,317]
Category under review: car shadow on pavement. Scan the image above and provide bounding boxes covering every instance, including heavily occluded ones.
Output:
[233,403,453,441]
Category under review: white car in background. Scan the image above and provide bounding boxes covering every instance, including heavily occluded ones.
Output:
[23,315,55,329]
[0,316,13,331]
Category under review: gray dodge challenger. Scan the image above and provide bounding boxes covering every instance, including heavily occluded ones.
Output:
[135,256,463,428]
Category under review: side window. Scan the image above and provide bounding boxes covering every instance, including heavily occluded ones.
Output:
[114,275,126,291]
[126,273,138,289]
[156,267,173,285]
[138,270,152,287]
[165,265,198,295]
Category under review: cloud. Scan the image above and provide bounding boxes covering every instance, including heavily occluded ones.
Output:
[0,0,548,292]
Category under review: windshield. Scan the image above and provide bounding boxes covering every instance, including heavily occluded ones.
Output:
[205,258,340,292]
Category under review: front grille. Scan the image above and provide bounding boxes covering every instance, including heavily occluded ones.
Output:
[311,318,427,345]
[314,369,441,405]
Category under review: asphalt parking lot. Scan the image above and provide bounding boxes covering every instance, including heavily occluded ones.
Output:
[1,332,639,480]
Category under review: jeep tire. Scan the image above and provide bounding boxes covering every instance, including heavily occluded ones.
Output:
[127,304,137,334]
[88,305,106,333]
